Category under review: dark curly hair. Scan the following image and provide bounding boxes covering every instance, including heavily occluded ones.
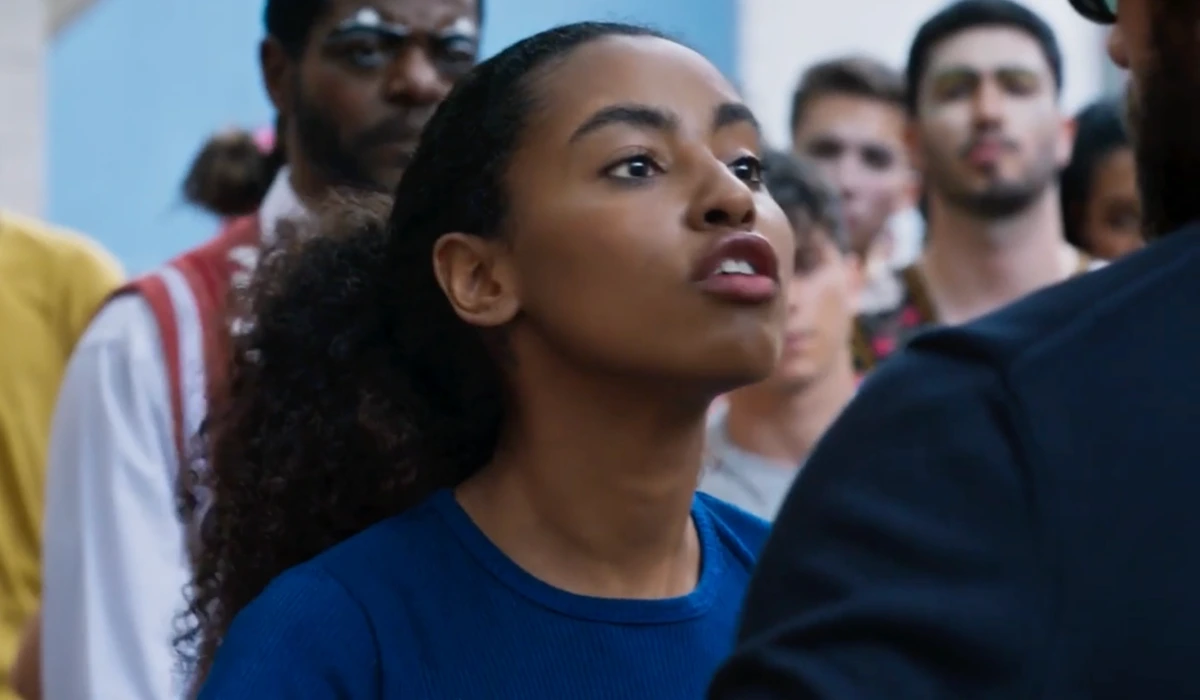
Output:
[177,20,666,690]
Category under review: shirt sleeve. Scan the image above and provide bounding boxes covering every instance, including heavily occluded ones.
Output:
[40,296,190,700]
[708,348,1052,699]
[57,237,125,349]
[197,568,380,699]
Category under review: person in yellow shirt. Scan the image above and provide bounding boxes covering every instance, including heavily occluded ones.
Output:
[0,211,123,700]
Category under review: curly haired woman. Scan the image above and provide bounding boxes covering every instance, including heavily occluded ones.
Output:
[186,21,794,699]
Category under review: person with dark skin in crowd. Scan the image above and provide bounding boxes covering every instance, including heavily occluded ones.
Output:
[38,1,480,698]
[7,127,279,700]
[181,21,792,699]
[1061,97,1142,260]
[708,0,1200,696]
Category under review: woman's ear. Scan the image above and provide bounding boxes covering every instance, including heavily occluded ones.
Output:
[433,233,521,327]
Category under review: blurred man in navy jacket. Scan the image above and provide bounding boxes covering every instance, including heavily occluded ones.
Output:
[709,0,1200,697]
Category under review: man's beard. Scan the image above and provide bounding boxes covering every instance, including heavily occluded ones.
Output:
[290,90,435,195]
[925,148,1058,221]
[292,95,383,193]
[1129,2,1200,239]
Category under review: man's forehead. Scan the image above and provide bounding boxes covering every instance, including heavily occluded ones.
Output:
[323,0,477,30]
[796,99,906,144]
[927,27,1052,76]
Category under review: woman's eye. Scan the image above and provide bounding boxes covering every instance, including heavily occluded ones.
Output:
[607,155,661,180]
[731,156,764,185]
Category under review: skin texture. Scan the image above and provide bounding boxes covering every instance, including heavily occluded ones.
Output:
[912,27,1073,220]
[451,36,792,393]
[445,34,795,600]
[261,0,479,198]
[763,224,860,390]
[792,95,912,255]
[721,220,860,467]
[906,24,1079,328]
[183,27,795,690]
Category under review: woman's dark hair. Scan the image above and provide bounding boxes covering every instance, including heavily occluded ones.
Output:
[178,20,667,687]
[181,122,286,218]
[1061,97,1130,249]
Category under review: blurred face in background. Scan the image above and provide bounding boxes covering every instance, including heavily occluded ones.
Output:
[912,27,1072,220]
[792,94,913,255]
[1079,145,1142,259]
[762,210,861,392]
[264,0,480,193]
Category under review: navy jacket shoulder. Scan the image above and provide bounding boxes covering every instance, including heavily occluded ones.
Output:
[711,225,1200,699]
[913,224,1200,375]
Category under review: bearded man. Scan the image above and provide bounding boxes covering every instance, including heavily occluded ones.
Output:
[708,0,1200,697]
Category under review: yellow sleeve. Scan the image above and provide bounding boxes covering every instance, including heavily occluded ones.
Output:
[0,211,125,351]
[52,237,125,350]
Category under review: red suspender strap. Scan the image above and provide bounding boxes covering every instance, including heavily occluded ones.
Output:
[123,274,188,465]
[109,216,259,471]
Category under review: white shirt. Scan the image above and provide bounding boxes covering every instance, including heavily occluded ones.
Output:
[888,207,926,270]
[40,170,303,700]
[698,404,803,521]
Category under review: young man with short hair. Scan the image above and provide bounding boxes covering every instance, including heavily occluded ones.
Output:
[700,151,859,520]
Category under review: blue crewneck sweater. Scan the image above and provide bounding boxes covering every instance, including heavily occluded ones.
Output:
[199,489,767,699]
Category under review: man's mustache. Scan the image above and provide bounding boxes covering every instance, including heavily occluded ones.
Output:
[958,133,1019,157]
[354,112,437,150]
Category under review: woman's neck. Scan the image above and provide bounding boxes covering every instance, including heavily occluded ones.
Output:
[456,354,710,601]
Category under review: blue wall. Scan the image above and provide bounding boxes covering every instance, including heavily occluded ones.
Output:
[49,0,736,273]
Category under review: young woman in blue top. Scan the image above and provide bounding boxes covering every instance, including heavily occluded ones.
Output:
[182,20,794,699]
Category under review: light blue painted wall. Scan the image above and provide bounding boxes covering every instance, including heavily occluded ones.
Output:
[48,0,735,272]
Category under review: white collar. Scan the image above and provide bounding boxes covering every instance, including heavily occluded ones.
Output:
[258,166,306,245]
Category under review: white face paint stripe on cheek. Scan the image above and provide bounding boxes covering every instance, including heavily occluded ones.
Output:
[448,16,479,39]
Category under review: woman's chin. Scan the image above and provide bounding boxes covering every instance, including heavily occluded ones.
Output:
[691,333,784,393]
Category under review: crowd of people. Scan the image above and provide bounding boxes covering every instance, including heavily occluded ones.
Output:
[7,0,1197,696]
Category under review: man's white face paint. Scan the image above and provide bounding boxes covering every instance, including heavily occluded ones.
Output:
[331,6,478,42]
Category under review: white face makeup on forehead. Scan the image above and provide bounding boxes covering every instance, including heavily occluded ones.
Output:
[334,6,478,39]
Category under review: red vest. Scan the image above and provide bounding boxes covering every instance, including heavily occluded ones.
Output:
[108,215,261,467]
